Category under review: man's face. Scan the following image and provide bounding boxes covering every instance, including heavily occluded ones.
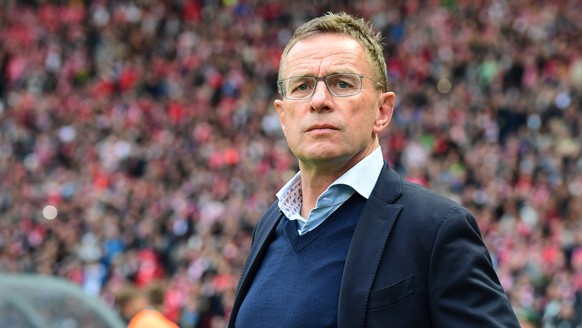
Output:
[274,33,394,172]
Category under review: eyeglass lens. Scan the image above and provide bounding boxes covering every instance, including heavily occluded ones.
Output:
[281,74,362,99]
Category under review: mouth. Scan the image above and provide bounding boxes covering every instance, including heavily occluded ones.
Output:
[306,124,339,132]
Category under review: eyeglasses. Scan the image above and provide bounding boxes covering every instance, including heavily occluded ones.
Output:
[277,73,385,100]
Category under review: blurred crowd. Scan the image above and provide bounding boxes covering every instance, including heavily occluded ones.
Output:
[1,0,581,327]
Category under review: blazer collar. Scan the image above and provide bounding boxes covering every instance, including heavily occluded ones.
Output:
[370,162,404,203]
[229,204,282,327]
[338,163,404,327]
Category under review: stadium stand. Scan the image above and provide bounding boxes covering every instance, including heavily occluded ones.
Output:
[1,1,581,327]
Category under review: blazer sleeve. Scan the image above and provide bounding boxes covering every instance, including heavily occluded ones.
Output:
[428,206,520,327]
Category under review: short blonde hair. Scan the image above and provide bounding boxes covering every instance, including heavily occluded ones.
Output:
[278,12,387,91]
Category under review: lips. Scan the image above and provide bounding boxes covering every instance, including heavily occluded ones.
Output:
[306,124,339,132]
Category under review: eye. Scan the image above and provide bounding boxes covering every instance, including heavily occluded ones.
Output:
[328,75,357,89]
[336,80,350,89]
[295,83,310,91]
[287,77,314,94]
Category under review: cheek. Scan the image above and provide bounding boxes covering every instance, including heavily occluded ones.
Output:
[286,125,301,144]
[282,109,302,130]
[354,110,377,132]
[279,115,298,142]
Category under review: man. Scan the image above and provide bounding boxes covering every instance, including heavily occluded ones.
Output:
[229,12,519,327]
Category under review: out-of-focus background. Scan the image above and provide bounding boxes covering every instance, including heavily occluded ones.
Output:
[1,0,581,327]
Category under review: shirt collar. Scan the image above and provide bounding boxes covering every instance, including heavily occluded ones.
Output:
[331,146,384,199]
[276,146,384,203]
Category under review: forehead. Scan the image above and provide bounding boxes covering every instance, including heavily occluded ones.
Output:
[282,33,370,77]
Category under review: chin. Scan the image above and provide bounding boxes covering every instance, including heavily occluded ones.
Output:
[299,149,349,163]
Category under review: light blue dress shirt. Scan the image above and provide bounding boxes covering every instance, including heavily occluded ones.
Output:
[276,147,384,235]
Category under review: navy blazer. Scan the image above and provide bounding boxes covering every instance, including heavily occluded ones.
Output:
[229,163,520,327]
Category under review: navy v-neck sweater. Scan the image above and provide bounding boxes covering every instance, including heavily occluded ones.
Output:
[235,194,366,327]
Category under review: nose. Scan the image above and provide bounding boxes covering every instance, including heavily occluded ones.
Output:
[310,80,331,112]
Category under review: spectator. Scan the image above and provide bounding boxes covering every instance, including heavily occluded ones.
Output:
[115,281,178,328]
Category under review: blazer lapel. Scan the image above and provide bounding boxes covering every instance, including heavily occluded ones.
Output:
[338,164,404,328]
[229,204,282,327]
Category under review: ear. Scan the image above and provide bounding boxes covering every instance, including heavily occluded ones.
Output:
[373,91,395,133]
[274,99,286,134]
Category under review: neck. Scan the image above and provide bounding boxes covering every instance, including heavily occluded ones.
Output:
[299,171,336,218]
[298,142,378,218]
